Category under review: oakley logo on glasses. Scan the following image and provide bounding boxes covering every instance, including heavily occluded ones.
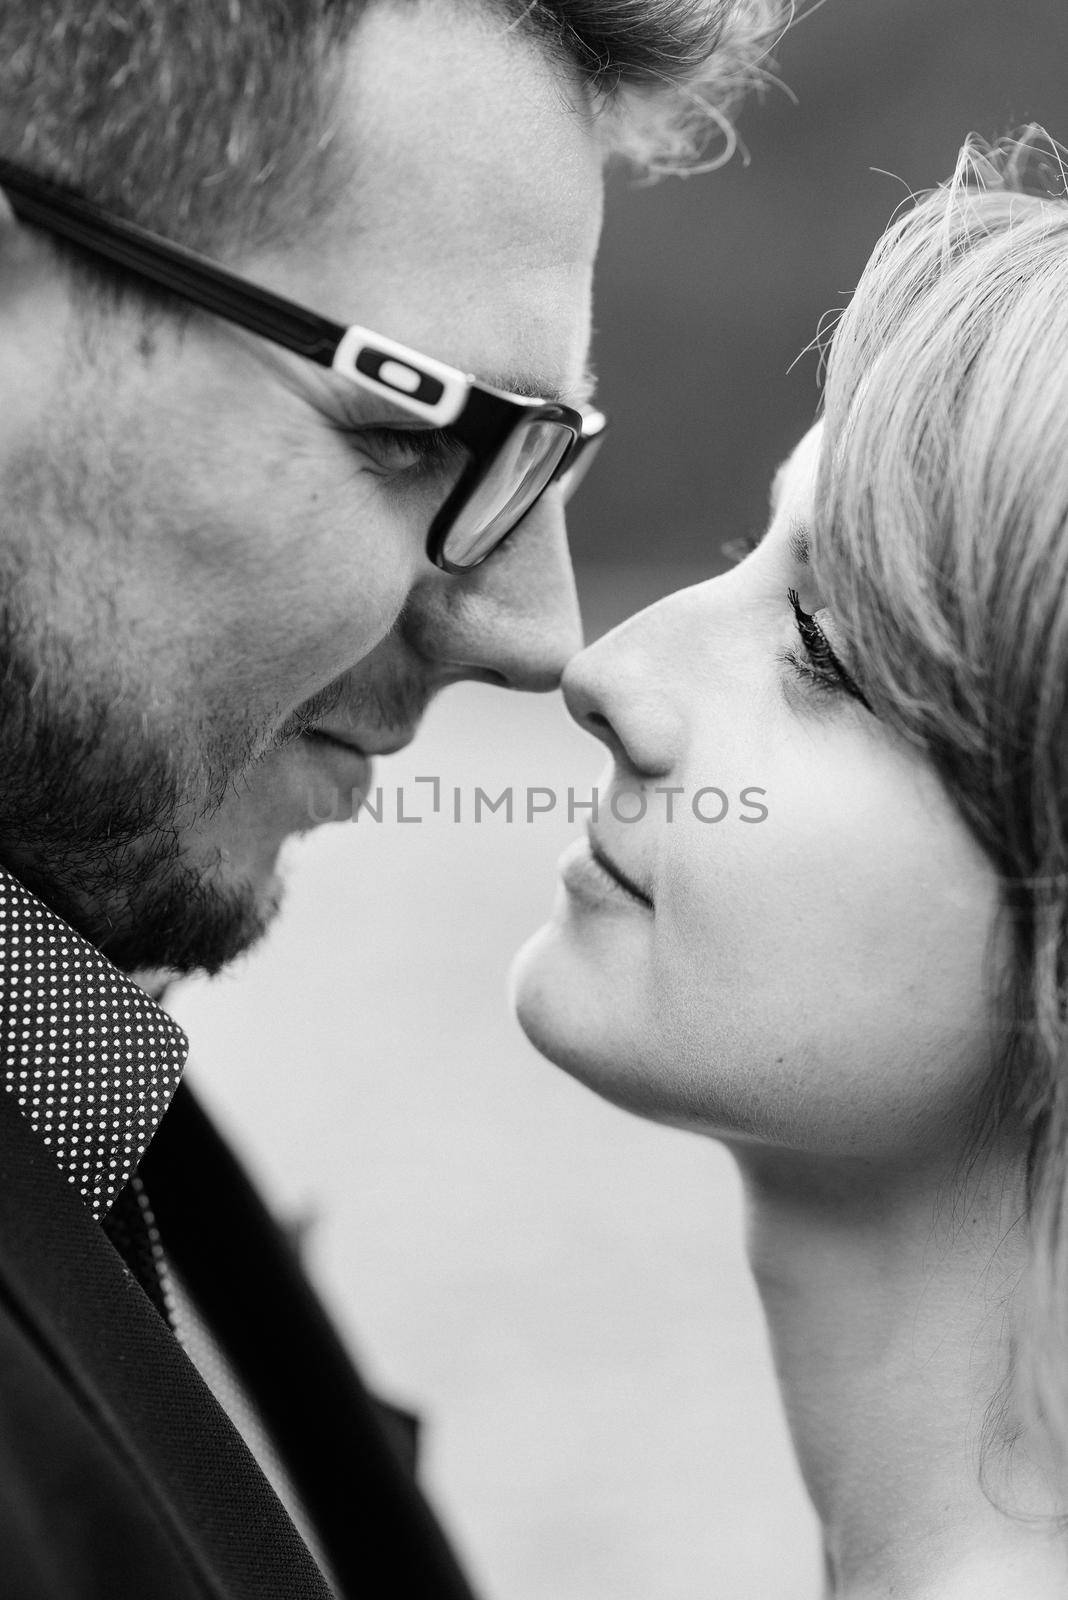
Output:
[333,327,468,425]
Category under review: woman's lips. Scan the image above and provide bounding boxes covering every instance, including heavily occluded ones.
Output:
[589,834,654,907]
[559,832,653,911]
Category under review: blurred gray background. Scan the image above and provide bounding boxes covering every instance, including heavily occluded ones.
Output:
[168,5,1068,1598]
[577,0,1068,619]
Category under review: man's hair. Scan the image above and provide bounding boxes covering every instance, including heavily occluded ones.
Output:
[0,0,786,262]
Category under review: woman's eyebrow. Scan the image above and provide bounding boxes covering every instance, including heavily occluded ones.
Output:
[788,522,810,566]
[768,459,812,565]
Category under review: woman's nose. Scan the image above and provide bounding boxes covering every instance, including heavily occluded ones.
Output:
[561,648,626,759]
[561,601,688,778]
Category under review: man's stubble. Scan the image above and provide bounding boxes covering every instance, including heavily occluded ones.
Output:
[0,425,303,975]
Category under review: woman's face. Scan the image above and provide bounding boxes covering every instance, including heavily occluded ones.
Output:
[512,423,1007,1163]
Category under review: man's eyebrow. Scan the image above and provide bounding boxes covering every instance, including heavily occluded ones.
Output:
[484,365,598,409]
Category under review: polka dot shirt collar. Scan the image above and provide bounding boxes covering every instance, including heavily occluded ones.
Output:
[0,867,189,1221]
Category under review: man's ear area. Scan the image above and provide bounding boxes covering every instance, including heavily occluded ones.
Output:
[0,187,62,295]
[0,185,25,274]
[0,193,87,446]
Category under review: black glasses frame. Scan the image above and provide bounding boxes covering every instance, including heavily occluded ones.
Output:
[0,158,605,573]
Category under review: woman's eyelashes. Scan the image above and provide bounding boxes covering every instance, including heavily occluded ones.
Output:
[784,589,873,712]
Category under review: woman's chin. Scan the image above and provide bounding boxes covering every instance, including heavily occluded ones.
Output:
[509,922,570,1064]
[509,921,649,1110]
[509,919,625,1088]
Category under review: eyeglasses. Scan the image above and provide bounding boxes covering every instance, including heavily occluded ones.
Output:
[0,159,606,573]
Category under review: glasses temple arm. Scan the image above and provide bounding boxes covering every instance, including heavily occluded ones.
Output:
[0,159,346,366]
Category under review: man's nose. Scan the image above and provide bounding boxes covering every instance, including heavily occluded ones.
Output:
[410,497,583,691]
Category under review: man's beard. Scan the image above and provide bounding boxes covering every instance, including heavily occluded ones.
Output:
[0,607,341,976]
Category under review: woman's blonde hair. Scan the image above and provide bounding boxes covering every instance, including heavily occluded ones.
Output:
[814,128,1068,1482]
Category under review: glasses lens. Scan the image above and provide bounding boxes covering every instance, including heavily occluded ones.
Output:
[438,418,574,570]
[556,426,605,504]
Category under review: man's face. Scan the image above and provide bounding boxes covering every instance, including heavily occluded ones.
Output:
[0,1,602,972]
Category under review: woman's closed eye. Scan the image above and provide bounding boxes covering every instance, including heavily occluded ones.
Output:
[784,588,873,712]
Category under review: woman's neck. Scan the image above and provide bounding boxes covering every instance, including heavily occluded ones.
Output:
[729,1134,1068,1598]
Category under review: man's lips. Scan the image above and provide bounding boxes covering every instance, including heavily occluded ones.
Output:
[302,729,366,758]
[297,730,372,783]
[304,724,417,758]
[587,831,654,908]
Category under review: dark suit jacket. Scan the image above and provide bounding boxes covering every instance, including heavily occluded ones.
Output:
[0,1081,481,1599]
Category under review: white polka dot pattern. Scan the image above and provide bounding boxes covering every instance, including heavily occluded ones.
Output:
[0,867,188,1221]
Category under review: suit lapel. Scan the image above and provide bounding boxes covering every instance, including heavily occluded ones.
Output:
[0,1090,333,1600]
[143,1083,482,1600]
